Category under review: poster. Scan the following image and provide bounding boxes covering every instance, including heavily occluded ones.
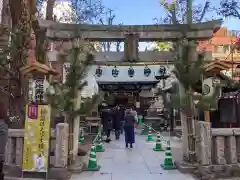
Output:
[135,102,140,108]
[22,104,51,172]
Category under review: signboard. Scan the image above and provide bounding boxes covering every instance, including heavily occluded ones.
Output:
[135,102,140,108]
[22,104,51,172]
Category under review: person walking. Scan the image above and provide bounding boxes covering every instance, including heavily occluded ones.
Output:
[119,105,125,134]
[124,109,136,148]
[130,107,138,129]
[113,105,123,140]
[99,103,113,143]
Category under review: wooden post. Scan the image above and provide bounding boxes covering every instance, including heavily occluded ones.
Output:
[204,111,210,121]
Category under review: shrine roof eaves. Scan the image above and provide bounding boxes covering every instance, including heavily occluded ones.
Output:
[20,62,58,76]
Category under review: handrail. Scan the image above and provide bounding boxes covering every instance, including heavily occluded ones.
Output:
[92,124,103,145]
[142,123,170,144]
[92,133,100,145]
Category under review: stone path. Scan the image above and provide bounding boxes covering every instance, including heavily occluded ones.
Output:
[71,133,196,180]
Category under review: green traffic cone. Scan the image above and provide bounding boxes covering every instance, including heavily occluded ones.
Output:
[153,133,164,151]
[161,141,175,170]
[87,145,100,171]
[141,126,145,135]
[138,115,143,125]
[146,127,153,141]
[79,129,84,144]
[96,134,105,152]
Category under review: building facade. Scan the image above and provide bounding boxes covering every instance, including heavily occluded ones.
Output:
[198,27,240,61]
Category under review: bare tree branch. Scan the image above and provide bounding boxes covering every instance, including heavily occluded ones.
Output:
[158,0,216,24]
[219,0,240,19]
[98,8,122,52]
[197,1,210,22]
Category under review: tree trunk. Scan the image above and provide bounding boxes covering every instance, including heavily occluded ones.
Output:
[184,94,196,163]
[73,91,81,161]
[8,0,32,128]
[187,0,193,24]
[46,0,55,20]
[65,113,73,165]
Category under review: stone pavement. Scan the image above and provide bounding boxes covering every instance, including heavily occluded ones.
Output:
[71,133,196,180]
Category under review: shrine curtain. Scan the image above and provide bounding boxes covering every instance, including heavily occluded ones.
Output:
[219,98,237,123]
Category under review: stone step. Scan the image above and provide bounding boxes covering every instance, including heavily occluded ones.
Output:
[5,178,51,180]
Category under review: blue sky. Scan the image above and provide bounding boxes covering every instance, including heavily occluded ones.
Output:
[102,0,240,31]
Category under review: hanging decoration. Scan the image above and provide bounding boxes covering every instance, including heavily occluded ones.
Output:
[112,66,119,77]
[95,65,102,77]
[159,65,166,78]
[128,66,135,77]
[144,65,151,77]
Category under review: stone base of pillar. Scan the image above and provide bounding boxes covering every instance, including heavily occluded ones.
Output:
[3,164,22,177]
[68,161,87,173]
[68,157,87,173]
[48,167,71,180]
[175,160,197,174]
[192,164,240,179]
[3,167,70,180]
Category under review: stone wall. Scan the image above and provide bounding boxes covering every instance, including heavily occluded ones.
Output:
[4,123,69,179]
[195,121,240,179]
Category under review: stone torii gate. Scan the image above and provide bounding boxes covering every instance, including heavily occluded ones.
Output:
[40,19,222,61]
[38,19,222,167]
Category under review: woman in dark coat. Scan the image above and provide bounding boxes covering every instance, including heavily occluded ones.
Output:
[100,106,113,142]
[124,109,136,148]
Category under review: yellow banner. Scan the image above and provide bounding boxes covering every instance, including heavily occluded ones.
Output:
[22,104,51,172]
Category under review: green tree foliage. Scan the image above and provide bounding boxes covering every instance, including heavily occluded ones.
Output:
[46,39,102,121]
[160,40,221,111]
[159,40,221,162]
[153,42,172,51]
[156,0,221,163]
[0,24,30,126]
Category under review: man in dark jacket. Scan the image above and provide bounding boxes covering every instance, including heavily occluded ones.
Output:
[113,105,123,140]
[100,104,113,142]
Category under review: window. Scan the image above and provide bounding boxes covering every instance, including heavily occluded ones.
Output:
[214,46,222,53]
[214,45,229,53]
[223,45,229,53]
